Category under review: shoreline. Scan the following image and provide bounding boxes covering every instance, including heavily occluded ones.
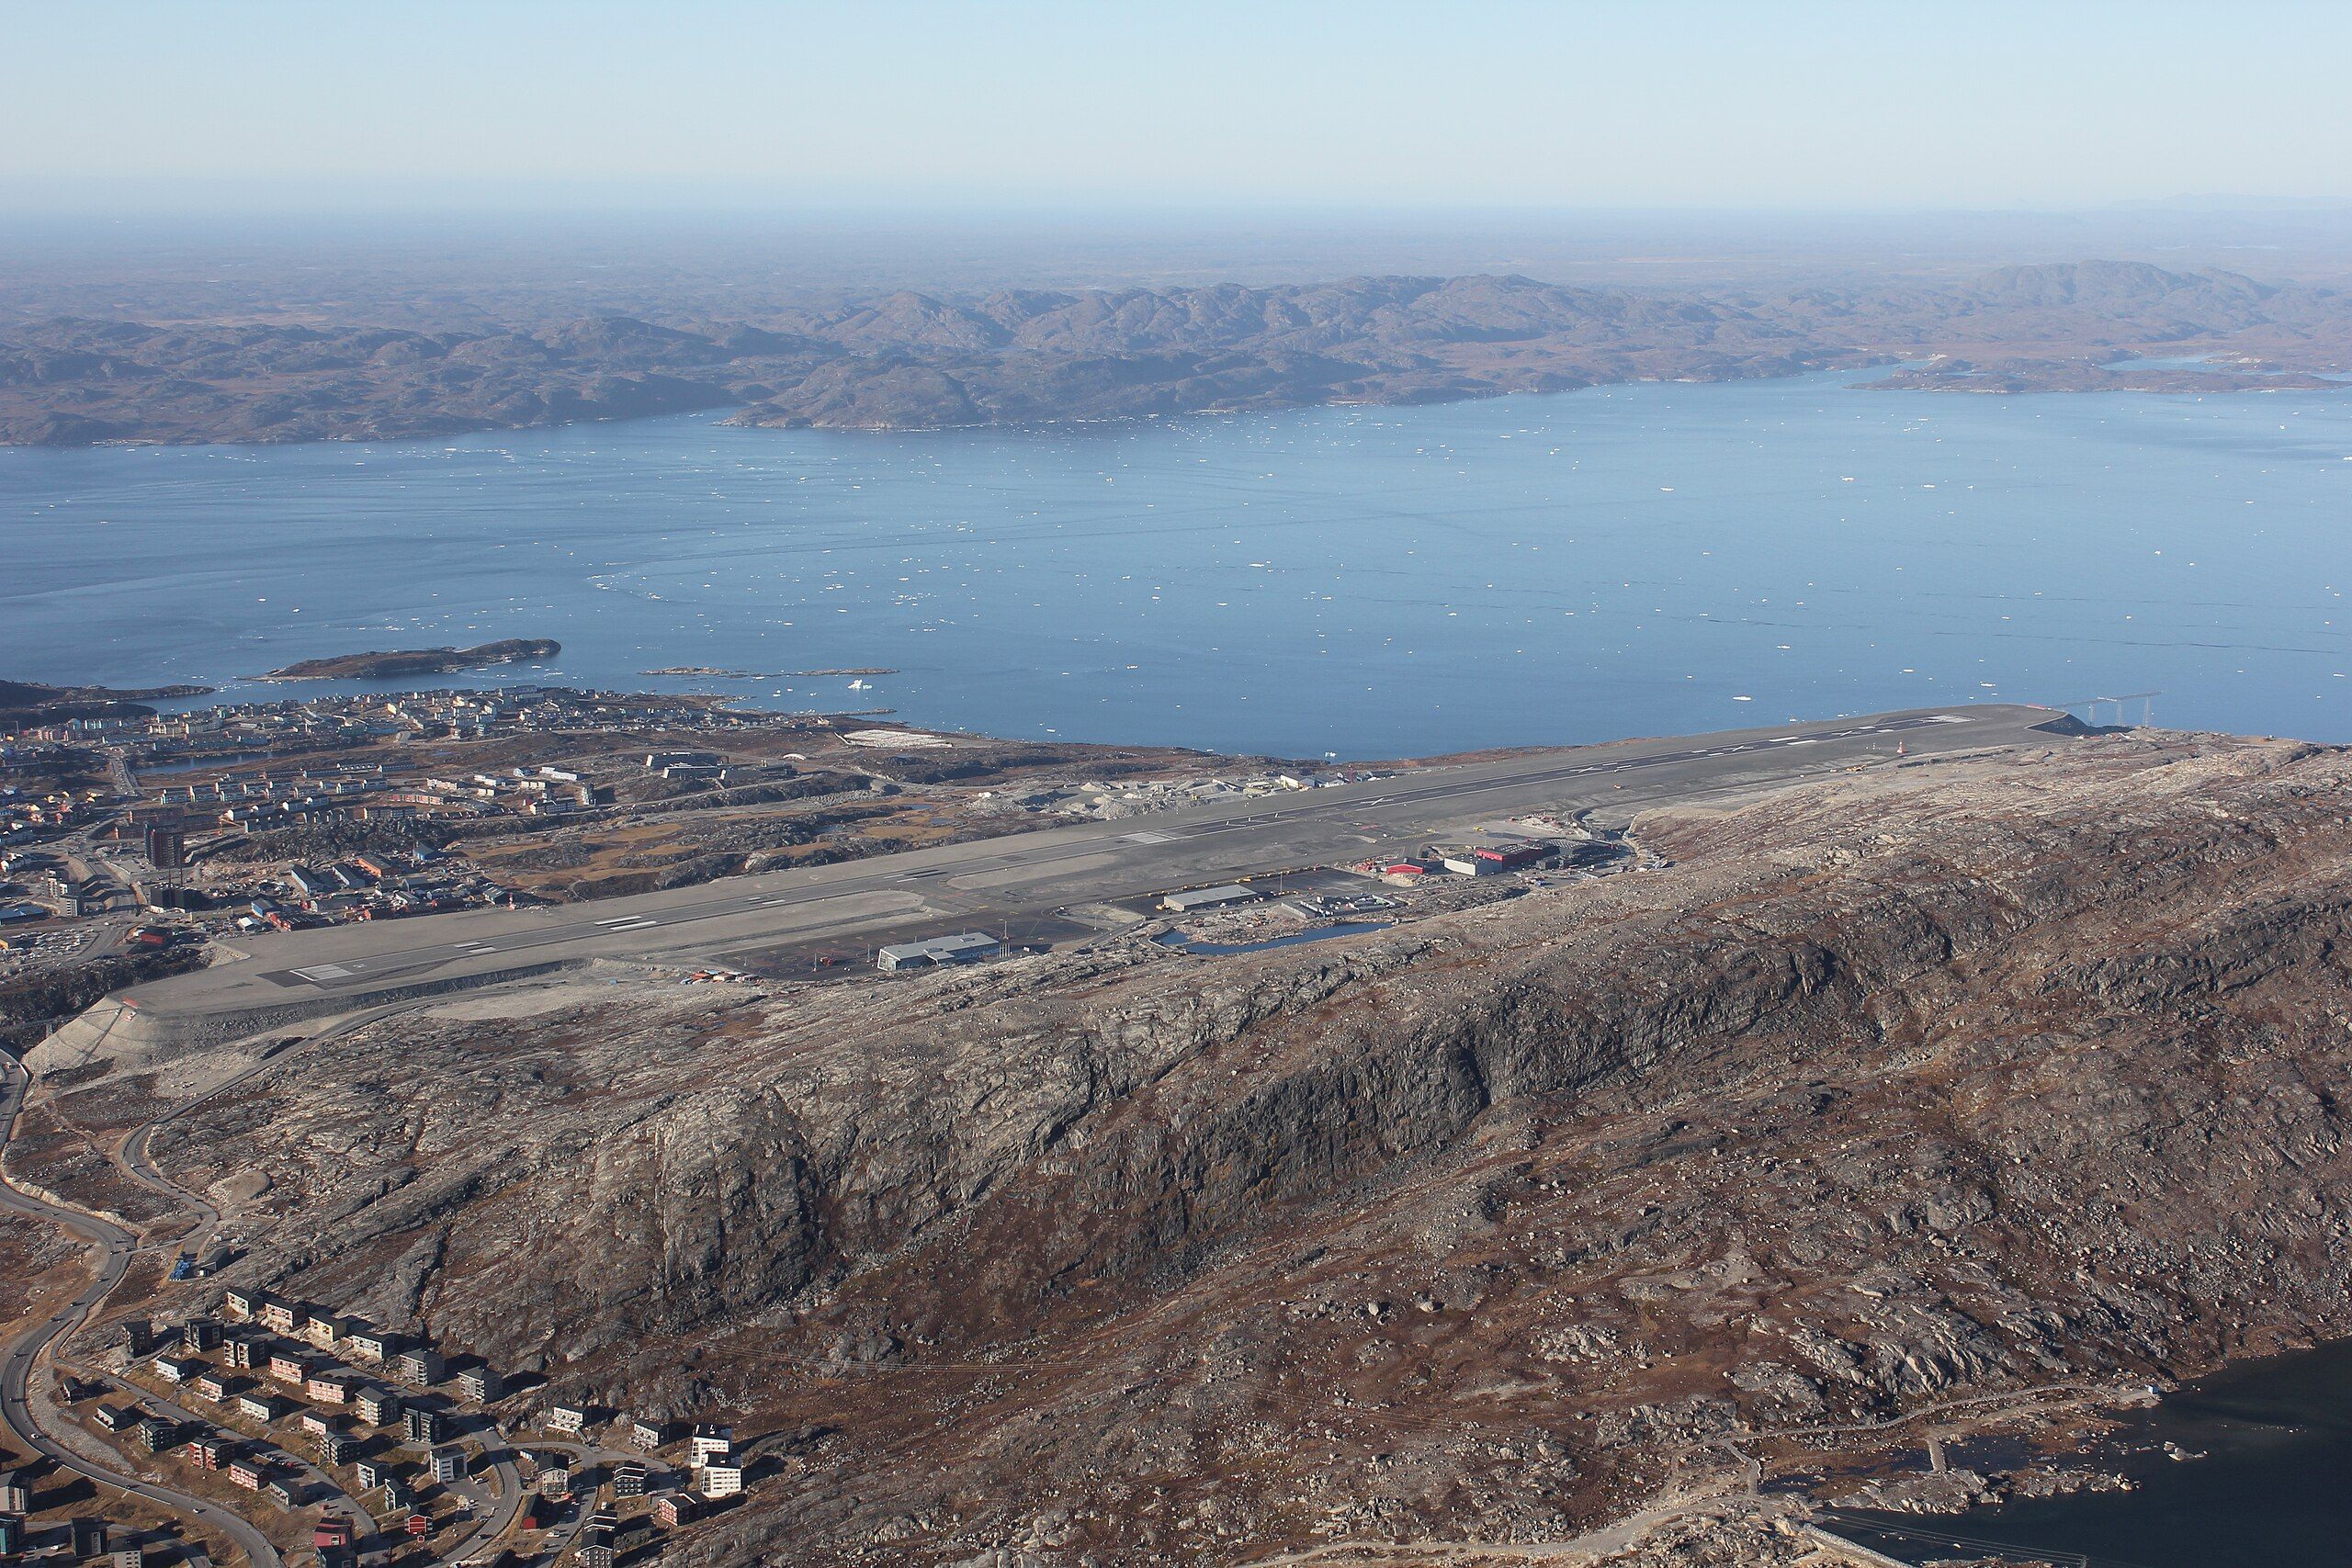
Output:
[9,260,2350,450]
[6,351,2344,453]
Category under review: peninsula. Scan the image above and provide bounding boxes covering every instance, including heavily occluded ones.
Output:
[0,676,213,724]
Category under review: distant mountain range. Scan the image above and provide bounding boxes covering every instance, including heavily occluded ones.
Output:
[2,261,2344,446]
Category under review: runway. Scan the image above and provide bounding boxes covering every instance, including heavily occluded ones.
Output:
[111,705,2064,1037]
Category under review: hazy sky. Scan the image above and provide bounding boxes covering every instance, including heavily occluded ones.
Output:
[6,0,2348,213]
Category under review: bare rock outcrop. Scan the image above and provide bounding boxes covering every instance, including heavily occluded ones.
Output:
[122,733,2352,1562]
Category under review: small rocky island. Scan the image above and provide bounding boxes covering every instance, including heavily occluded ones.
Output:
[260,637,560,681]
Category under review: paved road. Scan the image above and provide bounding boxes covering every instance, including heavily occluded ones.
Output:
[511,1436,643,1562]
[7,705,2075,1564]
[440,1418,526,1566]
[107,1000,435,1261]
[110,705,2063,1039]
[0,1054,284,1568]
[98,1367,377,1561]
[95,1004,450,1564]
[5,1000,478,1567]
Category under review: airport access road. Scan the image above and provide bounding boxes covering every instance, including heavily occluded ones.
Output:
[111,705,2063,1035]
[0,1054,285,1568]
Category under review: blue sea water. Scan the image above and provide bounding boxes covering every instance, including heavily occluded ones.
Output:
[3,370,2346,757]
[1837,1338,2352,1568]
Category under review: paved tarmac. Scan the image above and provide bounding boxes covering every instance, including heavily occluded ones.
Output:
[113,705,2063,1035]
[1,702,2070,1560]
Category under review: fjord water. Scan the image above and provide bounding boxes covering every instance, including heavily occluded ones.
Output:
[3,370,2346,757]
[1840,1338,2352,1568]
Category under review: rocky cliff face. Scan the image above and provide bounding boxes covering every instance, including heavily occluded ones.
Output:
[130,733,2352,1562]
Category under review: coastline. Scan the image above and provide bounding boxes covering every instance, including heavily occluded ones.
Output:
[6,350,2341,454]
[8,261,2349,450]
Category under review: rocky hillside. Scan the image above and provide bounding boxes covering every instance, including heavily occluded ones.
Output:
[3,262,2345,444]
[96,730,2352,1562]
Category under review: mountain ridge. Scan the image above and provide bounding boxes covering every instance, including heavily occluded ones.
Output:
[3,261,2344,446]
[50,729,2352,1563]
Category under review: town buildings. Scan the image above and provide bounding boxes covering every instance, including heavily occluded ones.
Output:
[394,1347,445,1385]
[69,1258,774,1555]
